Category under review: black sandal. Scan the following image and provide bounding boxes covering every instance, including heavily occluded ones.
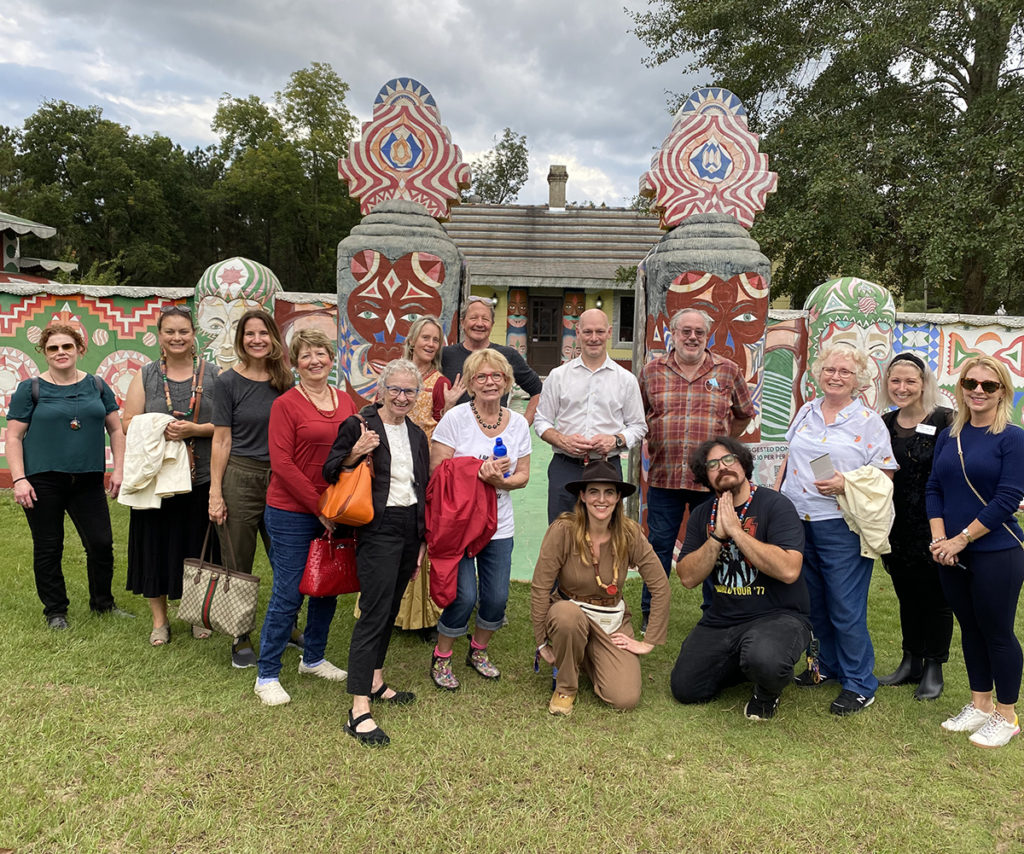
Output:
[370,683,416,705]
[344,709,390,746]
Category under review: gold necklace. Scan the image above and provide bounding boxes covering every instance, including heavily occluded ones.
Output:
[584,532,621,596]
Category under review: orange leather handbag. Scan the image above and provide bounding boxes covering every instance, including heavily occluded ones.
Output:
[318,455,374,526]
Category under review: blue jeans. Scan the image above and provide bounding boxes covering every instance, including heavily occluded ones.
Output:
[802,519,877,696]
[643,486,712,614]
[438,536,514,637]
[258,506,338,680]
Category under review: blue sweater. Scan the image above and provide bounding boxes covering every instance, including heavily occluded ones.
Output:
[925,422,1024,551]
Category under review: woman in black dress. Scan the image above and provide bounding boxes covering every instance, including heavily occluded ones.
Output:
[877,352,954,700]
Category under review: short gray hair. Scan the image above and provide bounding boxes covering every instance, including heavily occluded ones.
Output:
[669,308,712,334]
[811,343,872,389]
[377,358,421,393]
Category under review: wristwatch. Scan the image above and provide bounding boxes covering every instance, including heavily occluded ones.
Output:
[614,434,625,450]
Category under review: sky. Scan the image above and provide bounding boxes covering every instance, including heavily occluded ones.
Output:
[0,0,705,207]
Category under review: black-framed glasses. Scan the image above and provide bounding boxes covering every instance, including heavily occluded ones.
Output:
[706,453,738,470]
[961,377,1001,394]
[384,385,419,398]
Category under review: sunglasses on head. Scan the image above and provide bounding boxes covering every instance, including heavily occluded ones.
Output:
[960,377,1001,394]
[160,304,192,315]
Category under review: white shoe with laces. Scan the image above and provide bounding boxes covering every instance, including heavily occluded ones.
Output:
[940,702,991,733]
[968,711,1020,748]
[298,657,348,681]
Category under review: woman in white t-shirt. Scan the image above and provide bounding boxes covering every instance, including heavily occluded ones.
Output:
[429,349,532,691]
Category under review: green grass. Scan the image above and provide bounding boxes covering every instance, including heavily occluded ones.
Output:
[1,493,1023,854]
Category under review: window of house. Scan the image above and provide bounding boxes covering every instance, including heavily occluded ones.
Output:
[614,294,635,348]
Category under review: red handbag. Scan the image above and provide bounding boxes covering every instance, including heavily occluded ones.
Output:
[299,532,359,597]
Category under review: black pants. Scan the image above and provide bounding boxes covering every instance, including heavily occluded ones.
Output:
[347,506,420,696]
[881,544,953,662]
[546,453,622,524]
[670,614,811,702]
[23,471,115,618]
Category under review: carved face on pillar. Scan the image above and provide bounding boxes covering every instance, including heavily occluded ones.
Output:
[561,291,585,361]
[666,271,769,379]
[506,288,528,356]
[342,249,444,396]
[804,277,895,407]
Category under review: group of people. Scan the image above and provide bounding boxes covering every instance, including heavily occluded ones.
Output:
[6,302,1024,750]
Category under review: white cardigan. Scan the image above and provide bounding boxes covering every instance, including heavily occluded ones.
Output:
[118,413,192,509]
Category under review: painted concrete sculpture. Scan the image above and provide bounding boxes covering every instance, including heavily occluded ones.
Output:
[639,88,777,230]
[506,288,528,356]
[803,276,895,409]
[336,80,469,406]
[194,256,280,371]
[338,78,471,221]
[561,291,585,362]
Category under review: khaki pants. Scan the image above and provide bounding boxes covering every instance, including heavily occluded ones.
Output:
[217,455,272,576]
[547,599,641,710]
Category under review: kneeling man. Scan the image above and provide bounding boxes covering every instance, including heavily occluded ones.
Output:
[670,437,810,720]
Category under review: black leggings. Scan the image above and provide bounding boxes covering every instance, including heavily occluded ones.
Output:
[939,547,1024,705]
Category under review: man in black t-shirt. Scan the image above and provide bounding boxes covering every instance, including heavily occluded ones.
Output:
[670,436,811,720]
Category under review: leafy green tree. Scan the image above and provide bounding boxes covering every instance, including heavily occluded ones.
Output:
[467,128,529,204]
[632,1,1024,313]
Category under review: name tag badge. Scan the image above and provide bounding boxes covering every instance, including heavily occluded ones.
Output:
[916,423,937,436]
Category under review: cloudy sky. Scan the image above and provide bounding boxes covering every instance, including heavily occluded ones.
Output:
[0,0,705,207]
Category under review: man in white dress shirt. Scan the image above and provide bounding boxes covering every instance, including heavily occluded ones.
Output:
[533,308,647,523]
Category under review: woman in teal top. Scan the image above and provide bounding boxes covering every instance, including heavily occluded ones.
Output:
[6,323,127,629]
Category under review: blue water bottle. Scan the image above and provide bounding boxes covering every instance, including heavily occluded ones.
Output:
[492,436,510,478]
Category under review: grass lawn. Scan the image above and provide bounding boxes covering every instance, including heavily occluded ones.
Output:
[1,492,1023,854]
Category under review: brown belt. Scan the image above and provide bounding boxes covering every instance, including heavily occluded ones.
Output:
[559,591,618,607]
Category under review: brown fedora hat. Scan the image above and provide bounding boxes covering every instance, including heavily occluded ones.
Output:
[564,458,637,497]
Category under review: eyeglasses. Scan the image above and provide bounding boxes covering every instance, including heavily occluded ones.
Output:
[706,453,738,470]
[160,304,192,315]
[384,386,419,398]
[674,327,707,339]
[961,377,1001,394]
[473,372,505,384]
[45,342,77,353]
[821,367,855,379]
[466,295,494,305]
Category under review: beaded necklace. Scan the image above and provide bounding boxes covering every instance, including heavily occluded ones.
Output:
[470,399,503,430]
[298,382,337,417]
[584,532,622,596]
[160,354,199,418]
[707,485,758,540]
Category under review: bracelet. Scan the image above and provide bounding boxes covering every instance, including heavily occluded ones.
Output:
[710,532,729,544]
[12,476,28,483]
[929,537,946,545]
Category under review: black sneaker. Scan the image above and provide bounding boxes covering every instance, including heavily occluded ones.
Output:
[47,614,69,630]
[640,614,650,636]
[231,634,258,669]
[830,689,875,716]
[794,667,837,687]
[744,690,779,721]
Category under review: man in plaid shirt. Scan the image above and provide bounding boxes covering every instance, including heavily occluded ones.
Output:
[639,308,755,629]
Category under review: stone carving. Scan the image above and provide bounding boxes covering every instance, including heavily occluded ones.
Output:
[338,78,471,221]
[506,288,528,356]
[561,291,585,362]
[194,257,280,371]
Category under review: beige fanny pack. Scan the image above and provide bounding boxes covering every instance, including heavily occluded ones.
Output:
[571,598,625,634]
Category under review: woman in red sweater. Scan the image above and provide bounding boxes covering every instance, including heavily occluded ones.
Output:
[253,329,356,706]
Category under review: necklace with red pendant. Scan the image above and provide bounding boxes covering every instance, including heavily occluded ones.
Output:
[707,485,758,539]
[585,532,621,596]
[298,382,337,417]
[161,354,199,418]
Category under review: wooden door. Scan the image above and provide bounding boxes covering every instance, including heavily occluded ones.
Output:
[528,296,562,376]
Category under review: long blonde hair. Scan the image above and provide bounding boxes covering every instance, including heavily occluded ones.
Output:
[950,355,1014,436]
[562,491,640,579]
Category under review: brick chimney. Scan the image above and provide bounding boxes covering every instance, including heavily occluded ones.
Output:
[547,165,568,209]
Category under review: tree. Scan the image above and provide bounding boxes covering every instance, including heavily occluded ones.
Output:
[468,128,529,204]
[632,1,1024,313]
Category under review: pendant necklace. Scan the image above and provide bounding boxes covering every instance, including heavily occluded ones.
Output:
[46,370,84,430]
[298,383,337,417]
[161,353,199,418]
[585,532,621,596]
[470,400,502,430]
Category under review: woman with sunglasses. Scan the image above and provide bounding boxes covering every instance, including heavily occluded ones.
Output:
[926,356,1024,748]
[779,342,897,716]
[209,309,294,668]
[122,305,220,646]
[428,348,532,691]
[323,358,429,745]
[6,323,127,629]
[875,353,954,699]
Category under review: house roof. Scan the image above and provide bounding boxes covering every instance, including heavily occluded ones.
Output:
[443,204,663,291]
[0,212,57,239]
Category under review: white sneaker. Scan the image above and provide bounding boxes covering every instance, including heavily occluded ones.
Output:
[254,679,291,706]
[940,703,991,733]
[298,657,348,682]
[968,711,1020,748]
